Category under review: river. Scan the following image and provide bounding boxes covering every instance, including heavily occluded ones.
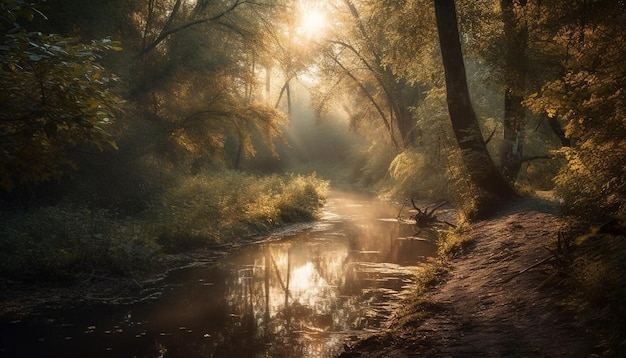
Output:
[0,191,442,358]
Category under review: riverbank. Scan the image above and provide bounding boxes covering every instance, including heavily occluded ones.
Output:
[340,196,592,357]
[0,220,319,318]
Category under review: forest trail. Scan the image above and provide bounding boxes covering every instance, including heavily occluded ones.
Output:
[341,196,586,357]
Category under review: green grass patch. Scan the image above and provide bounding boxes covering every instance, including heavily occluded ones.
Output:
[0,205,159,280]
[0,170,329,280]
[391,258,449,328]
[153,171,328,252]
[437,229,475,259]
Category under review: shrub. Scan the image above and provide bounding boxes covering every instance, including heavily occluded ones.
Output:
[554,146,626,222]
[388,149,450,200]
[276,173,328,222]
[154,174,224,251]
[0,204,158,280]
[153,170,328,251]
[566,223,626,356]
[0,170,329,279]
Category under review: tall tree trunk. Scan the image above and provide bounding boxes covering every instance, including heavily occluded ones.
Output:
[434,0,518,216]
[500,0,529,181]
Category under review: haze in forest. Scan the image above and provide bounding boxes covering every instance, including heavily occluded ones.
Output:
[1,0,624,325]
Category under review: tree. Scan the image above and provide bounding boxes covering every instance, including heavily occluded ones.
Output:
[434,0,518,217]
[0,1,123,191]
[499,0,529,181]
[73,0,287,171]
[311,0,427,152]
[524,0,626,220]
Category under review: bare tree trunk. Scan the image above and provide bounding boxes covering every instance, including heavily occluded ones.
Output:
[434,0,518,217]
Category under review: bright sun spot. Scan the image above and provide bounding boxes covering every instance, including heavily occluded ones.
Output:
[298,9,326,38]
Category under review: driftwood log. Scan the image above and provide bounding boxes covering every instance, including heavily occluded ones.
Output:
[398,199,456,229]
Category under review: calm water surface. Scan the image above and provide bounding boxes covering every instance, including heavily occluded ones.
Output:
[0,192,440,357]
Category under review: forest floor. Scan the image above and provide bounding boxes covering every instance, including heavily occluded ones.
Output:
[340,194,591,357]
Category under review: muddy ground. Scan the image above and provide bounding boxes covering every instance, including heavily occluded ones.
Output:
[340,196,591,357]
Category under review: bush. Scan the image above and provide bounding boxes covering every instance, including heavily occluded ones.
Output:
[566,223,626,356]
[276,173,328,222]
[555,146,626,222]
[0,170,329,279]
[152,170,328,252]
[388,149,451,200]
[0,204,158,280]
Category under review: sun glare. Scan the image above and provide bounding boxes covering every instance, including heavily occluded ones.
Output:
[298,8,327,38]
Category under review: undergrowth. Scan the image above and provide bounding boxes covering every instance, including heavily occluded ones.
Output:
[0,170,328,281]
[560,220,626,356]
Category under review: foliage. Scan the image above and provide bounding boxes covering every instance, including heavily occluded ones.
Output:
[553,145,625,220]
[310,0,427,152]
[0,204,159,280]
[355,137,396,188]
[388,149,449,200]
[376,0,439,85]
[153,170,328,252]
[275,173,328,222]
[0,4,124,191]
[0,169,329,279]
[436,229,475,259]
[523,1,626,221]
[565,221,626,356]
[122,0,290,170]
[152,69,288,167]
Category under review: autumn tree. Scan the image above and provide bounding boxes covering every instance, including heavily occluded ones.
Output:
[434,0,518,217]
[64,0,287,170]
[311,0,427,152]
[524,0,626,220]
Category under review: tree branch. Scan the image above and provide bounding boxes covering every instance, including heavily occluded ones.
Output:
[329,54,400,151]
[135,0,247,58]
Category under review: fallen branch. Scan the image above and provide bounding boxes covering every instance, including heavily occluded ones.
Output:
[501,233,576,284]
[397,199,456,229]
[410,199,456,228]
[501,254,555,283]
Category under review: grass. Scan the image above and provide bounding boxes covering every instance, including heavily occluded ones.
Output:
[390,228,474,328]
[0,170,328,281]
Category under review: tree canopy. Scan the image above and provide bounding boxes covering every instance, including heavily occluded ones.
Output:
[0,1,123,190]
[1,0,624,220]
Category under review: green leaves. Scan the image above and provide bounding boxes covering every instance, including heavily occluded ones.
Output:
[0,29,124,191]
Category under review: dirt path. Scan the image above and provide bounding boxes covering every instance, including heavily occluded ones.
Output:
[341,197,586,357]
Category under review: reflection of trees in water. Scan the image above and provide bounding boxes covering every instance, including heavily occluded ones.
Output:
[211,240,355,356]
[209,212,436,357]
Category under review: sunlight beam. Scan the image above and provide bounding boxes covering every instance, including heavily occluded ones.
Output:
[297,3,327,39]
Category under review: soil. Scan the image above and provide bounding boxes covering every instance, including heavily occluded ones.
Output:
[340,195,589,357]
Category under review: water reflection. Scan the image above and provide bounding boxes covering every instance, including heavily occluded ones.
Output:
[0,192,439,358]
